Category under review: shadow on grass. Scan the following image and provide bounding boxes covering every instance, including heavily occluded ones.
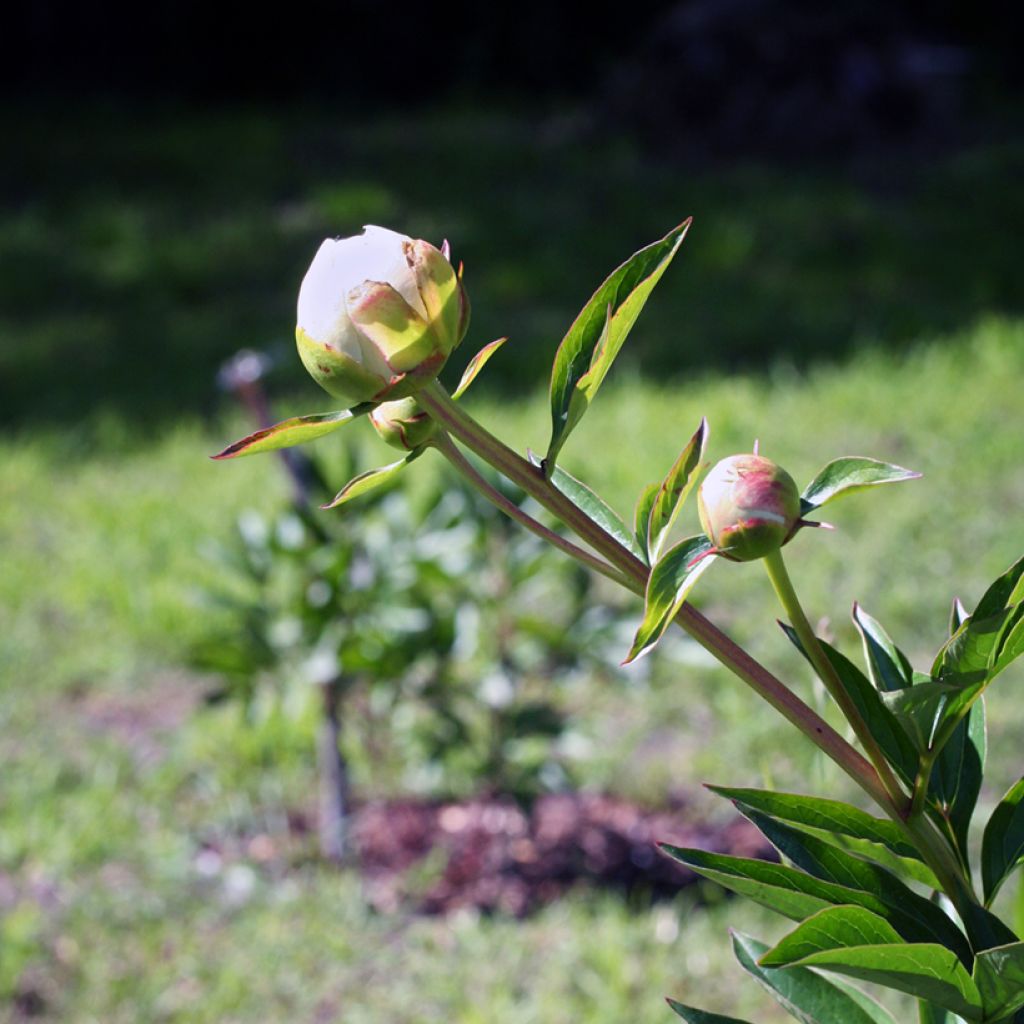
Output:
[1,100,1021,430]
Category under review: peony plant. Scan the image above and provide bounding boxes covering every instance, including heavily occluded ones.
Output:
[216,221,1024,1023]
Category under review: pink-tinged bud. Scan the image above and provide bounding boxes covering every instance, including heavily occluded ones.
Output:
[296,226,470,406]
[698,454,801,562]
[369,397,437,452]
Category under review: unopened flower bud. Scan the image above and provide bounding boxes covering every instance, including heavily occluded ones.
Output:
[296,226,470,406]
[698,454,801,562]
[369,397,437,452]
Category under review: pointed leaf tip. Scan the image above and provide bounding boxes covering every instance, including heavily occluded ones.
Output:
[801,457,921,513]
[545,220,691,470]
[452,337,508,399]
[212,407,367,460]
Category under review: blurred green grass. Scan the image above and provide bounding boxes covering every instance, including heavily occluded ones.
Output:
[2,103,1024,1021]
[1,102,1022,426]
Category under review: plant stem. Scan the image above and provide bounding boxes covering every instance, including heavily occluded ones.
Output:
[762,547,909,813]
[431,431,637,591]
[417,380,893,812]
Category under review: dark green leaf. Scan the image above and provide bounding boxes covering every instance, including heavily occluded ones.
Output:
[973,942,1024,1020]
[881,681,963,752]
[737,809,972,963]
[452,337,507,398]
[993,608,1024,676]
[759,906,902,966]
[529,452,645,560]
[633,481,660,564]
[853,604,913,693]
[546,221,691,469]
[625,537,715,663]
[982,777,1024,905]
[666,1000,753,1024]
[707,787,932,883]
[646,418,708,562]
[928,698,986,862]
[212,407,369,459]
[732,932,899,1024]
[799,457,920,514]
[781,624,918,786]
[760,941,981,1020]
[321,451,422,509]
[663,846,943,944]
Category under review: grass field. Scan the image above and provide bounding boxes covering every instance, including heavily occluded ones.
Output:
[2,103,1024,1022]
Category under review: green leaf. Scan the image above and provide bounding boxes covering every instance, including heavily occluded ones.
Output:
[625,536,715,663]
[732,932,899,1024]
[321,451,422,509]
[545,220,691,470]
[646,418,708,562]
[212,407,369,459]
[528,453,644,560]
[982,777,1024,905]
[759,906,902,966]
[950,598,969,638]
[853,604,914,693]
[737,809,972,963]
[633,481,660,564]
[759,941,982,1021]
[973,942,1024,1020]
[934,606,1022,685]
[662,847,946,947]
[452,337,507,399]
[708,787,935,886]
[973,554,1024,620]
[666,1000,753,1024]
[781,624,918,786]
[800,457,920,514]
[993,608,1024,677]
[928,698,986,860]
[881,681,964,752]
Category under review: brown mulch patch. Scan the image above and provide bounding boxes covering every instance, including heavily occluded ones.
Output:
[351,792,773,917]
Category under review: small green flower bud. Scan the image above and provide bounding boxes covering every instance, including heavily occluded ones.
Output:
[296,226,470,406]
[369,397,437,452]
[698,454,801,562]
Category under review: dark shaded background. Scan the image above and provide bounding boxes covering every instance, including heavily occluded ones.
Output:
[2,0,1022,429]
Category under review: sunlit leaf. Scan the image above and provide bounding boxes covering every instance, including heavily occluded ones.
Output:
[633,481,660,564]
[212,406,370,459]
[546,220,690,470]
[321,450,422,509]
[732,932,899,1024]
[625,536,715,662]
[853,604,913,693]
[800,457,920,514]
[646,417,708,562]
[452,337,508,399]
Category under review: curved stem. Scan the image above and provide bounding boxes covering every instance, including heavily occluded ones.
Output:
[762,547,909,814]
[431,431,637,591]
[417,380,893,812]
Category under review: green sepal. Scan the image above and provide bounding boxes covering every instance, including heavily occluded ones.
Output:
[732,931,899,1024]
[799,457,920,515]
[321,449,423,509]
[527,451,644,560]
[853,604,914,693]
[666,1000,753,1024]
[212,405,372,459]
[646,417,708,562]
[982,777,1024,905]
[545,220,690,471]
[452,337,507,399]
[780,624,918,786]
[624,536,715,663]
